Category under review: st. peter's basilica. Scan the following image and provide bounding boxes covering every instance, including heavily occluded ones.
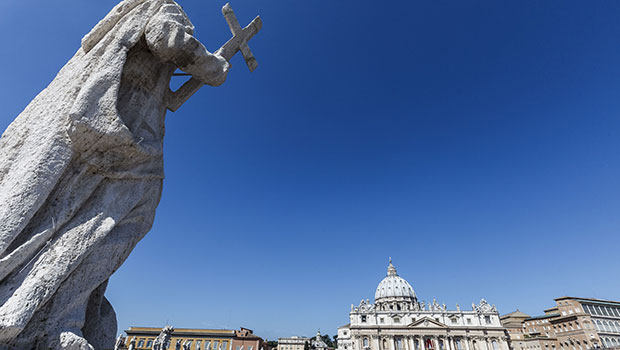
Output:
[337,260,509,350]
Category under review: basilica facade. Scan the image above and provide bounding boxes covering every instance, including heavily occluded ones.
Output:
[337,261,509,350]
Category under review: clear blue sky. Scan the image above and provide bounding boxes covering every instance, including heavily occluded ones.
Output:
[1,0,619,342]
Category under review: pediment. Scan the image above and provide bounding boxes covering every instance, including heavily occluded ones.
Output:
[407,317,448,328]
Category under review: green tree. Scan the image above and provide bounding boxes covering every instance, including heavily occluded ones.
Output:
[321,335,334,348]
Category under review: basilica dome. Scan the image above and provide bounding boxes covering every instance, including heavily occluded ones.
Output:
[374,259,416,302]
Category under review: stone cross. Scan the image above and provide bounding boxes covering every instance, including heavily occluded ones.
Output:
[222,3,258,72]
[168,3,262,111]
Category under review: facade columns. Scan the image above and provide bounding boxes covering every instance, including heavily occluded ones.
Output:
[372,336,380,350]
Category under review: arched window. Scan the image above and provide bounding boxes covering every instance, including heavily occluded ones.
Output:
[492,340,498,350]
[363,338,369,348]
[383,339,388,350]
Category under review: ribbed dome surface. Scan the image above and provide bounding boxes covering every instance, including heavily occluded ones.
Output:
[374,260,416,301]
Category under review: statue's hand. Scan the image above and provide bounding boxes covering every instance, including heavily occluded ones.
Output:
[193,54,229,87]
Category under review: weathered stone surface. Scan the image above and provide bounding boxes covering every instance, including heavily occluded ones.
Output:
[0,0,262,348]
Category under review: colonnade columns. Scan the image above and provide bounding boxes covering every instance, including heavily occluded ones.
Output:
[464,337,471,350]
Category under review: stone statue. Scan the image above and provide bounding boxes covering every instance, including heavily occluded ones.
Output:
[153,326,174,350]
[115,335,126,350]
[128,337,136,350]
[0,1,261,349]
[196,340,202,350]
[183,340,192,350]
[176,339,183,350]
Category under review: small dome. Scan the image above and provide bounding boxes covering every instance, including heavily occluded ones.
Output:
[374,259,416,301]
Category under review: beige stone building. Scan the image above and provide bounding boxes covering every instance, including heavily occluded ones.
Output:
[122,327,265,350]
[502,296,620,350]
[278,336,311,350]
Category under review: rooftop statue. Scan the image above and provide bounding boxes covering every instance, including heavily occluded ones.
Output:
[0,0,261,349]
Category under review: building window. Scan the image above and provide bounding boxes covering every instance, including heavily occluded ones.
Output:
[394,317,401,323]
[380,318,385,324]
[146,340,153,348]
[138,340,145,348]
[485,316,491,324]
[492,341,498,350]
[223,342,228,350]
[361,315,367,323]
[455,339,462,350]
[397,338,404,350]
[364,338,369,348]
[595,306,603,316]
[206,342,212,350]
[214,341,220,350]
[467,318,472,325]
